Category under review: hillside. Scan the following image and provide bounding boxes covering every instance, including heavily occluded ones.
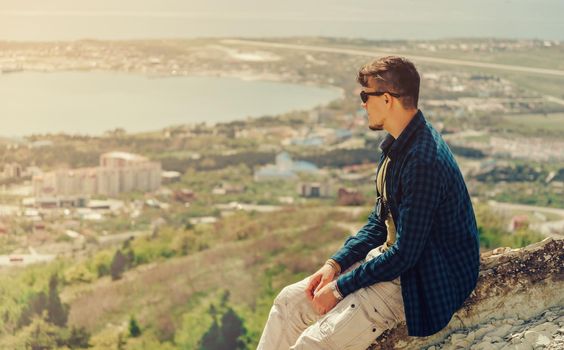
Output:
[60,211,561,349]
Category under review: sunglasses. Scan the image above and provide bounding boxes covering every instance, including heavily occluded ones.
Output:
[360,90,401,103]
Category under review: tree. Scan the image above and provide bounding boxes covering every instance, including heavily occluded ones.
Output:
[220,307,246,350]
[128,315,141,338]
[208,304,218,320]
[122,239,136,269]
[180,236,190,256]
[116,332,126,350]
[110,249,127,281]
[199,319,222,350]
[31,292,48,317]
[17,292,48,329]
[125,248,135,269]
[15,275,69,331]
[93,250,112,277]
[66,326,91,348]
[152,225,160,239]
[24,318,57,350]
[220,290,230,308]
[47,275,68,327]
[198,302,247,350]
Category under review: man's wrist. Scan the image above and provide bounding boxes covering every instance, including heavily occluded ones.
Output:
[331,280,344,301]
[325,259,342,275]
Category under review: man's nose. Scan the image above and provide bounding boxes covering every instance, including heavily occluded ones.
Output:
[360,102,367,109]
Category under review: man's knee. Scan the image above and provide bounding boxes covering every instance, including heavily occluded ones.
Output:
[273,284,291,307]
[273,282,318,329]
[274,279,308,306]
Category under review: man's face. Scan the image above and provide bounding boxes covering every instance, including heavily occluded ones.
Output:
[361,80,390,131]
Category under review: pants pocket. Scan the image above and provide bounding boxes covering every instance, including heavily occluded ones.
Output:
[319,292,383,350]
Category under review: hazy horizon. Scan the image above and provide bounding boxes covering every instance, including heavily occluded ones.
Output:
[1,0,563,41]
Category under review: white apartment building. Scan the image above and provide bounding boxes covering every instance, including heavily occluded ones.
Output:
[33,152,161,197]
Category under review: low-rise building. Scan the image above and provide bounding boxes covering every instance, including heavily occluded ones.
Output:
[337,188,366,206]
[173,189,196,203]
[2,163,22,179]
[254,152,318,182]
[212,182,246,195]
[298,182,331,198]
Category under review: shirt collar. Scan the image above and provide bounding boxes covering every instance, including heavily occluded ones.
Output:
[379,110,426,157]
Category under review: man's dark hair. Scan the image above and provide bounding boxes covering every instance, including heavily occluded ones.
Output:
[357,56,420,109]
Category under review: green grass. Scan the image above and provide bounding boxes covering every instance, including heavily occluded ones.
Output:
[502,113,564,133]
[402,47,564,71]
[498,72,564,99]
[462,134,492,144]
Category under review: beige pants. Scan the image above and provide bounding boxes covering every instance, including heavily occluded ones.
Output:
[257,245,405,350]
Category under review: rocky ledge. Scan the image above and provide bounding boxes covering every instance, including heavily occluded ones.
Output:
[368,237,564,350]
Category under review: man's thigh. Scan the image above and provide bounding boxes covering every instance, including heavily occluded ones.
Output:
[275,275,319,328]
[292,275,405,350]
[277,261,365,329]
[292,288,389,350]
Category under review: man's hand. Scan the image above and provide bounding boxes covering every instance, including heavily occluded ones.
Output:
[305,263,337,303]
[311,281,339,315]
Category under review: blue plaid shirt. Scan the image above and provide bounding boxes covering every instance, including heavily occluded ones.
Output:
[331,110,480,337]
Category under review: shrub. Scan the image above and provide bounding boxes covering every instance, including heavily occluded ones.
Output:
[129,315,141,338]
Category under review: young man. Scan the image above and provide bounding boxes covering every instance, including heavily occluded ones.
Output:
[257,56,480,350]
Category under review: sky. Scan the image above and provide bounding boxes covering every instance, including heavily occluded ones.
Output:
[0,0,563,41]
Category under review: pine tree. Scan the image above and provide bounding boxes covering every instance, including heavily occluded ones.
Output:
[17,292,48,329]
[125,249,135,268]
[207,304,220,325]
[128,315,141,338]
[110,249,127,281]
[220,307,246,350]
[31,292,48,316]
[199,303,222,350]
[199,319,222,350]
[220,290,230,308]
[122,238,136,268]
[199,302,247,350]
[47,274,68,327]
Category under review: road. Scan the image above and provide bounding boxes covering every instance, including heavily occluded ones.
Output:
[0,246,56,267]
[488,201,564,218]
[545,95,564,106]
[215,203,283,213]
[97,230,152,246]
[222,39,564,78]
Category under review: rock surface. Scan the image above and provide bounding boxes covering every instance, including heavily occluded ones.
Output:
[368,237,564,349]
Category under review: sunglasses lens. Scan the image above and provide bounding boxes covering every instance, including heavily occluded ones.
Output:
[360,92,367,103]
